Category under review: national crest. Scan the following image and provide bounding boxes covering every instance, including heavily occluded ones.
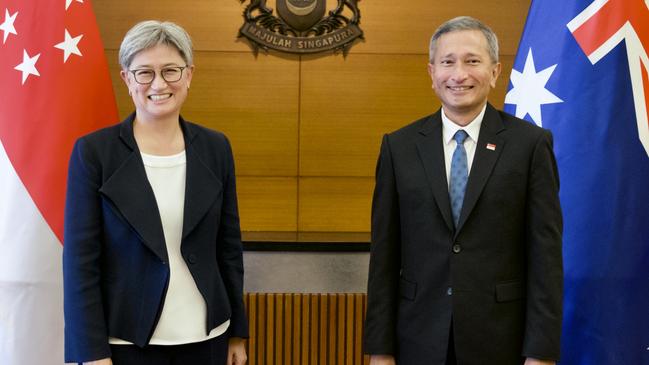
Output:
[238,0,364,55]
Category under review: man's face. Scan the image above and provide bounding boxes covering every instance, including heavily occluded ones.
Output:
[428,29,501,124]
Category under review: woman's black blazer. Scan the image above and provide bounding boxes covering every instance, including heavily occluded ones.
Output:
[63,114,248,363]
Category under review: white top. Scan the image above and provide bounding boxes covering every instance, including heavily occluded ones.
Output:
[441,105,486,188]
[109,150,229,345]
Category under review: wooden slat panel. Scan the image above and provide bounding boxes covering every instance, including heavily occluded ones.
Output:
[346,294,356,365]
[257,294,266,363]
[105,50,300,177]
[319,295,329,364]
[362,294,370,365]
[355,294,365,365]
[245,293,372,365]
[283,294,293,365]
[298,177,373,233]
[301,294,310,365]
[237,177,297,233]
[247,293,257,365]
[328,295,339,365]
[274,294,284,365]
[310,295,319,365]
[293,294,302,365]
[337,295,347,364]
[265,294,274,364]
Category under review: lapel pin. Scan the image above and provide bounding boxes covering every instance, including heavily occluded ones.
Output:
[486,143,496,151]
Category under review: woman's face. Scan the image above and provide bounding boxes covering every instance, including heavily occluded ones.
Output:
[120,43,193,122]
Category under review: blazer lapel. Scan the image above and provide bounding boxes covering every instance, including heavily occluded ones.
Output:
[180,120,221,240]
[98,115,168,262]
[416,112,454,232]
[455,104,505,234]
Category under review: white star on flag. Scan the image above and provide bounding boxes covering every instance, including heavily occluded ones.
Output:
[54,29,83,62]
[0,9,18,44]
[504,48,563,127]
[65,0,84,11]
[1,1,119,363]
[14,50,41,85]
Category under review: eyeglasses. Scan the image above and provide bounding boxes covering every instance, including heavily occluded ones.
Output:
[128,66,188,85]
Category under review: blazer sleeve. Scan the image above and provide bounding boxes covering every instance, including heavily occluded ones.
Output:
[63,137,111,362]
[522,129,564,360]
[215,136,249,338]
[363,134,402,355]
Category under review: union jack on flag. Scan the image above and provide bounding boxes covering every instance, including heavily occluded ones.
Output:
[505,0,649,363]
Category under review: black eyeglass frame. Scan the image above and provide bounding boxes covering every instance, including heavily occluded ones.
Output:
[128,65,189,85]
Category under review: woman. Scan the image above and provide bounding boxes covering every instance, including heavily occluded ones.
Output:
[63,20,248,365]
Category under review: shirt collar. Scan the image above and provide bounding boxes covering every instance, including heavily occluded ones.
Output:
[441,105,486,145]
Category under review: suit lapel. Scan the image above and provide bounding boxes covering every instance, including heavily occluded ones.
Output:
[416,112,454,231]
[455,104,505,234]
[98,115,168,262]
[180,121,221,240]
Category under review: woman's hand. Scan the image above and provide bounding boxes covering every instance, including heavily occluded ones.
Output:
[227,337,247,365]
[369,355,396,365]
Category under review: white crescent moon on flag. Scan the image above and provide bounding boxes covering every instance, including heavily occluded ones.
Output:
[286,0,318,16]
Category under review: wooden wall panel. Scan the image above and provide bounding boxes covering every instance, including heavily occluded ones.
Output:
[245,293,369,365]
[300,53,435,177]
[300,54,515,178]
[298,177,373,232]
[495,55,515,108]
[94,0,530,55]
[94,0,250,52]
[237,177,297,232]
[355,0,530,55]
[106,50,300,177]
[181,52,300,176]
[96,1,529,239]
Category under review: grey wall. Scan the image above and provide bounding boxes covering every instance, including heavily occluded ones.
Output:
[243,252,370,293]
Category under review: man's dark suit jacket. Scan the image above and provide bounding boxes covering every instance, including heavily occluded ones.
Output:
[63,114,248,363]
[363,104,563,365]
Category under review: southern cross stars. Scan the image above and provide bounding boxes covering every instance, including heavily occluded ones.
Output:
[505,48,563,127]
[0,9,18,44]
[14,50,40,85]
[54,29,83,62]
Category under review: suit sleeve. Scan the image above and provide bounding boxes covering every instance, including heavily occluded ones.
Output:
[215,136,249,338]
[63,138,111,362]
[522,129,563,360]
[363,134,402,355]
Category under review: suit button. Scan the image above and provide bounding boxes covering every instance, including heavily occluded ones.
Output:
[187,254,197,264]
[446,287,452,296]
[452,244,462,253]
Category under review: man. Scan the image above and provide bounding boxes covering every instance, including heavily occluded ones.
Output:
[363,16,563,365]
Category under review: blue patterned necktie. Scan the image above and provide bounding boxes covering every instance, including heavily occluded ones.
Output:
[449,130,468,227]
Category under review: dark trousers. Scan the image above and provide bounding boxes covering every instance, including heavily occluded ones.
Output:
[446,325,457,365]
[109,333,229,365]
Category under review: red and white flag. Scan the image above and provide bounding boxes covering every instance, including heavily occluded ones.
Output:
[0,0,117,363]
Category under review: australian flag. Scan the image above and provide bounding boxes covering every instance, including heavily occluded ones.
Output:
[504,0,649,364]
